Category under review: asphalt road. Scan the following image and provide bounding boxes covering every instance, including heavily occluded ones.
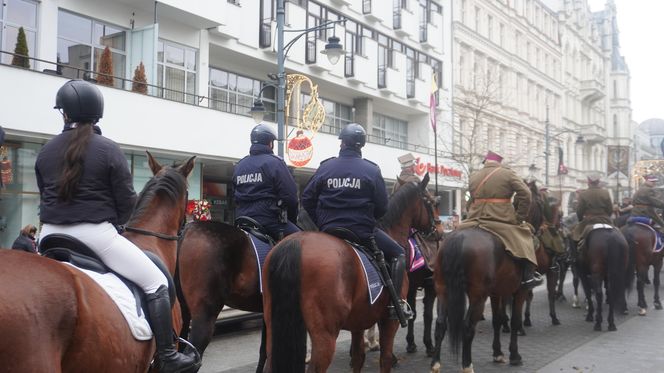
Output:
[198,268,664,373]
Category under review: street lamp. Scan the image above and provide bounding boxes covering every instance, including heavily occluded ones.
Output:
[544,105,586,186]
[250,0,346,157]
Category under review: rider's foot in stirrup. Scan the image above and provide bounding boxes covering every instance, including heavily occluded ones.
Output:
[521,271,544,288]
[388,300,414,320]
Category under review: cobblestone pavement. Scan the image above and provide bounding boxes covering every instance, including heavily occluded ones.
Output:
[200,269,664,373]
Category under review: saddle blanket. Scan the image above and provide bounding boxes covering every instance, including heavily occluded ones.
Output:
[64,263,152,341]
[628,216,664,253]
[248,232,272,293]
[351,248,384,305]
[408,235,426,272]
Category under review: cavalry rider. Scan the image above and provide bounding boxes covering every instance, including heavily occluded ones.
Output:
[460,151,543,288]
[301,122,413,323]
[631,175,664,234]
[571,173,614,248]
[35,80,199,373]
[232,123,300,241]
[539,187,566,256]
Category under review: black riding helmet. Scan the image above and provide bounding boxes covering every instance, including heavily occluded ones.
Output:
[338,123,366,149]
[250,124,277,145]
[54,80,104,124]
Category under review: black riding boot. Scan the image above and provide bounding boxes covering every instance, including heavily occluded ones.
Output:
[388,255,414,321]
[521,261,544,289]
[147,285,201,373]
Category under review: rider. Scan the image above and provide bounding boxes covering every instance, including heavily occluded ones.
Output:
[232,123,299,241]
[571,173,614,249]
[631,175,664,234]
[301,123,413,324]
[35,80,199,373]
[462,151,543,288]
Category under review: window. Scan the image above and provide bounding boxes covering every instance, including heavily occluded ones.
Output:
[57,10,127,88]
[373,113,408,149]
[487,15,493,41]
[613,80,618,98]
[157,40,197,103]
[461,0,466,24]
[405,48,416,98]
[1,0,38,66]
[259,0,274,48]
[499,23,505,47]
[419,0,428,42]
[363,0,371,14]
[377,34,391,88]
[475,7,480,31]
[209,67,276,121]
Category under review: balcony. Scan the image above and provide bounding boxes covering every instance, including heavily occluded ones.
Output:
[394,8,417,39]
[330,0,351,6]
[579,123,607,144]
[579,78,605,104]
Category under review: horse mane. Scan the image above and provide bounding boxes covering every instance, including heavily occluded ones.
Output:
[380,181,420,230]
[127,164,188,225]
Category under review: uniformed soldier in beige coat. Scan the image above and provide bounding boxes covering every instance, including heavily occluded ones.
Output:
[571,173,613,243]
[459,151,543,288]
[631,175,664,233]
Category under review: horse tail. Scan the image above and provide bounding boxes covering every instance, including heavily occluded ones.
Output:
[605,230,629,311]
[268,239,306,372]
[441,232,467,357]
[621,226,636,294]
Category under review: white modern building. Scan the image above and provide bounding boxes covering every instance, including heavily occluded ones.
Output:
[0,0,460,247]
[452,0,633,214]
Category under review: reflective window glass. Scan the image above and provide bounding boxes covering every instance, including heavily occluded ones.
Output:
[6,0,37,28]
[58,11,92,44]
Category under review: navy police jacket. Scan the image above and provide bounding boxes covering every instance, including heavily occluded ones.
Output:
[35,127,137,225]
[232,144,299,224]
[301,147,388,239]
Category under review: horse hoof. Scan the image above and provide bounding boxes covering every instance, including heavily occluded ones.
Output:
[655,302,663,310]
[501,326,511,333]
[594,323,601,331]
[639,308,647,316]
[426,348,435,358]
[523,319,532,327]
[407,343,417,354]
[608,324,617,331]
[572,301,580,309]
[517,328,526,336]
[552,318,561,326]
[430,361,441,373]
[462,363,475,373]
[509,358,523,366]
[493,355,507,364]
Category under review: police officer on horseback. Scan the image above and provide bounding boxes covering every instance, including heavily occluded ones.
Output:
[36,80,199,373]
[631,175,664,234]
[571,173,614,248]
[301,123,413,325]
[233,123,300,241]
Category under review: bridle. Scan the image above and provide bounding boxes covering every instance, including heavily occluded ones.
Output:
[418,188,441,237]
[121,190,189,241]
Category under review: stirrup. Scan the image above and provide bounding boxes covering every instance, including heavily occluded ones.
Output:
[388,300,414,320]
[521,272,544,288]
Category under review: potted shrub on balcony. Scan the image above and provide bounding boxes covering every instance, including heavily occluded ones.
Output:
[131,62,148,94]
[11,27,30,69]
[97,46,114,86]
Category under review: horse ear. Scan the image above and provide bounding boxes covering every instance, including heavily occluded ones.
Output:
[420,172,430,189]
[178,155,197,178]
[146,150,162,175]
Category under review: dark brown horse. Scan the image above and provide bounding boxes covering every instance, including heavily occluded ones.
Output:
[263,176,437,373]
[621,222,663,315]
[0,152,194,372]
[430,224,532,371]
[575,228,633,331]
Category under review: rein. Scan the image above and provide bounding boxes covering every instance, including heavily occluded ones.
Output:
[122,226,181,241]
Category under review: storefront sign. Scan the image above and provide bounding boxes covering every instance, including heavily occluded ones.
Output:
[414,157,463,179]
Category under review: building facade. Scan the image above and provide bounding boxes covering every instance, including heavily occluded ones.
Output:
[0,0,462,247]
[452,0,633,214]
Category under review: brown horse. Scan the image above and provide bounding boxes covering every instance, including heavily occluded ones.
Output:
[0,152,194,372]
[621,222,663,315]
[575,228,633,331]
[262,176,437,373]
[430,226,532,372]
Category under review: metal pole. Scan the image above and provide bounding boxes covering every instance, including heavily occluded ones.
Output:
[544,105,550,187]
[616,148,620,200]
[276,0,286,158]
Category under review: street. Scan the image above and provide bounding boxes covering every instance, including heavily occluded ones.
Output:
[198,269,664,373]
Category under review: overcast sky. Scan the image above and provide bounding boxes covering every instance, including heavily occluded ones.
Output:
[587,0,663,123]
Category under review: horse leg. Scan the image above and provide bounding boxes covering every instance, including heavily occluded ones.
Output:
[654,260,663,310]
[556,260,567,301]
[430,300,448,373]
[422,280,436,356]
[365,324,380,352]
[461,299,485,372]
[378,319,400,373]
[509,291,527,366]
[500,300,510,334]
[490,297,506,363]
[592,273,604,331]
[256,321,267,373]
[307,330,338,373]
[572,266,581,309]
[637,273,647,315]
[406,275,418,353]
[548,271,560,325]
[523,291,533,329]
[579,271,594,322]
[350,331,366,373]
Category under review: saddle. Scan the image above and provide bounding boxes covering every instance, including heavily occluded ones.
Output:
[235,216,276,245]
[39,234,176,317]
[627,216,664,253]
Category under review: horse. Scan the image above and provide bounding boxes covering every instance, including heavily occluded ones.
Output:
[574,227,633,331]
[263,175,438,373]
[0,152,195,372]
[621,222,663,315]
[430,213,535,371]
[556,215,582,308]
